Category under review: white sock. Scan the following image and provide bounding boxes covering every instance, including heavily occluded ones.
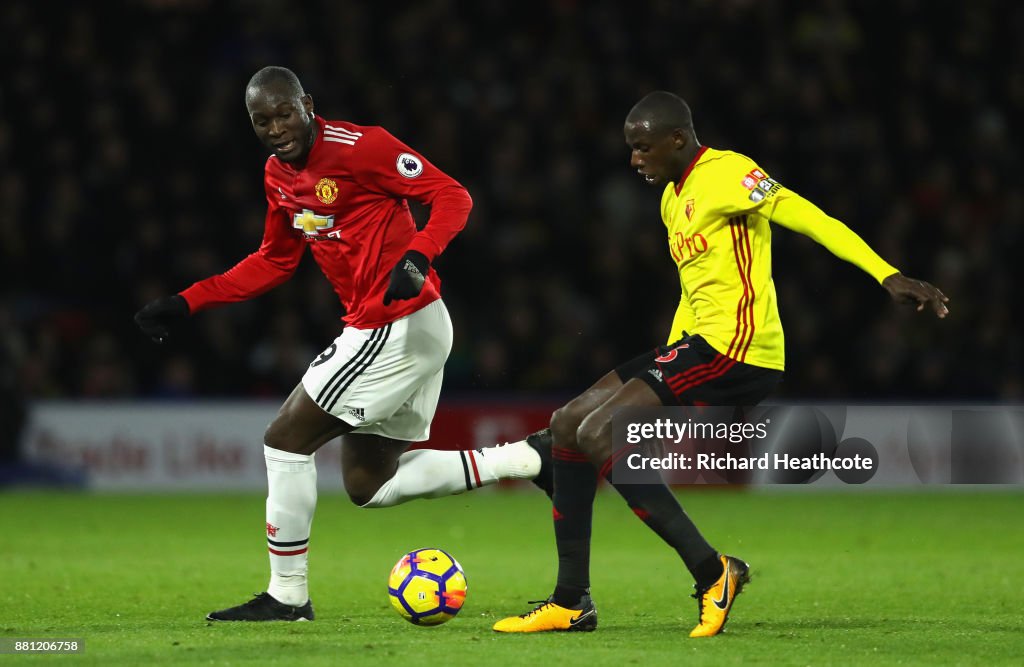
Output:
[361,441,540,508]
[264,445,317,606]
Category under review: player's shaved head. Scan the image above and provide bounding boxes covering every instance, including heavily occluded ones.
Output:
[624,91,700,188]
[246,66,305,104]
[626,91,693,136]
[245,66,316,164]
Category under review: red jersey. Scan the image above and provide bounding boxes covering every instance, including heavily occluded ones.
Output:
[180,116,472,329]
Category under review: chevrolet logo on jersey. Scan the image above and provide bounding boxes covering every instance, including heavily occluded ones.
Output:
[293,209,335,235]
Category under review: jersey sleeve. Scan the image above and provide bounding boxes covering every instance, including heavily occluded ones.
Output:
[350,128,472,262]
[706,153,787,218]
[768,193,899,283]
[179,181,305,313]
[708,154,898,284]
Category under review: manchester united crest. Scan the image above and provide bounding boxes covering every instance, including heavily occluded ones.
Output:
[315,177,338,205]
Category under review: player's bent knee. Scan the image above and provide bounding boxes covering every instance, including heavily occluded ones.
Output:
[264,392,344,455]
[343,471,386,507]
[263,415,293,452]
[575,415,612,463]
[551,404,585,449]
[347,490,377,507]
[345,480,382,507]
[263,410,311,454]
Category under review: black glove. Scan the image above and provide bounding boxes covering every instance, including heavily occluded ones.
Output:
[134,294,189,343]
[383,251,429,306]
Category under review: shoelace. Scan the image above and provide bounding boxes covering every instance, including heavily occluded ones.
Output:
[518,599,554,619]
[691,586,710,624]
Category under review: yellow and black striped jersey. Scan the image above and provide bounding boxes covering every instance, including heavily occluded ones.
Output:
[661,147,897,370]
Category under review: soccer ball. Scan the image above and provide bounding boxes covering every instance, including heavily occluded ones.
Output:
[387,547,468,625]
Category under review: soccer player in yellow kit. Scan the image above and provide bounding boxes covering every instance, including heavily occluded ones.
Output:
[493,91,948,637]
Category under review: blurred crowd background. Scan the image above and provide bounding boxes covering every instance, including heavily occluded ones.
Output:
[2,0,1021,413]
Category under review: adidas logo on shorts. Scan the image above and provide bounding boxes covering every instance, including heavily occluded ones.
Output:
[344,406,365,422]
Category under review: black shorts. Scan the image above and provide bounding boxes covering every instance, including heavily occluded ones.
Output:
[614,334,783,406]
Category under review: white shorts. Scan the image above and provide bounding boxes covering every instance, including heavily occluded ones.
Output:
[302,299,453,442]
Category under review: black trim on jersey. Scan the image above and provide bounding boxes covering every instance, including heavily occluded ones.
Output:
[459,451,473,491]
[324,324,392,412]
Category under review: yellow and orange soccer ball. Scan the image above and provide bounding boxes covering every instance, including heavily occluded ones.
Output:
[387,548,468,626]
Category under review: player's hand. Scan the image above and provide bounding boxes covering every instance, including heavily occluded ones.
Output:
[882,273,949,319]
[134,294,190,343]
[383,251,429,306]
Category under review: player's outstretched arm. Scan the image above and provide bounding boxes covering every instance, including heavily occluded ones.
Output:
[768,194,949,319]
[769,194,898,284]
[881,273,950,318]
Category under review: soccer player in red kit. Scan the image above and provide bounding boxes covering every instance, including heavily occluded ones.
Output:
[134,66,549,621]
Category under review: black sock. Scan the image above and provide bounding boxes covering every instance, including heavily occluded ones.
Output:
[553,584,588,608]
[526,428,553,499]
[602,452,718,584]
[551,446,597,607]
[693,554,725,590]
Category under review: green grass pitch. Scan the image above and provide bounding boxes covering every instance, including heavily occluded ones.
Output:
[2,489,1022,665]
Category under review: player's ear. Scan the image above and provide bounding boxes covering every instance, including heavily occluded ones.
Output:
[302,94,314,117]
